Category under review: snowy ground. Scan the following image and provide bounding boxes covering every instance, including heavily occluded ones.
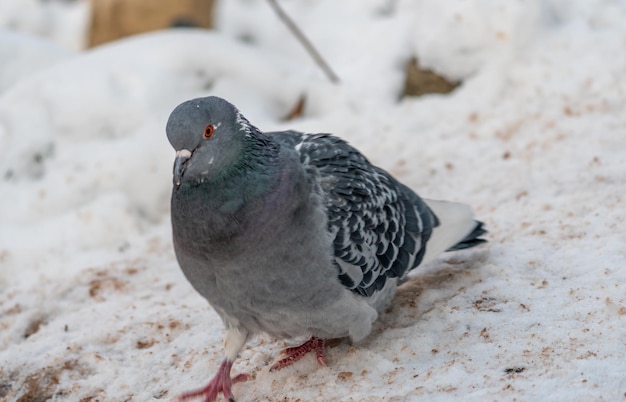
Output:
[1,1,626,401]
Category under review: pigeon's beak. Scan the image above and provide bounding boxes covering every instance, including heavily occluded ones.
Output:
[173,149,192,187]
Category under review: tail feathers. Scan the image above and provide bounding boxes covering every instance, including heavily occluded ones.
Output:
[420,199,487,264]
[446,221,487,251]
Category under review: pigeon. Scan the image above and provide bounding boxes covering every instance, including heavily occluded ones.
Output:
[166,96,486,402]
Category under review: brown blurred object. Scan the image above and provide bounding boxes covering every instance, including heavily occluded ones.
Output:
[88,0,215,48]
[283,95,306,121]
[401,57,459,98]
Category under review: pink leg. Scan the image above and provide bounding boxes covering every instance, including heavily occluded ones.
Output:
[176,360,249,402]
[271,337,327,371]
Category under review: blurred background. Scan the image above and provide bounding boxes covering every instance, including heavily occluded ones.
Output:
[0,0,460,99]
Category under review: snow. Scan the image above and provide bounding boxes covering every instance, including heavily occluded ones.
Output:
[1,0,625,401]
[0,0,89,51]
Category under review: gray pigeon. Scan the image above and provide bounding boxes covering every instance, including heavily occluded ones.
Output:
[166,96,486,402]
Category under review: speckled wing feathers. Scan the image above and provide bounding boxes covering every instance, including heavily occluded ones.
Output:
[270,131,437,298]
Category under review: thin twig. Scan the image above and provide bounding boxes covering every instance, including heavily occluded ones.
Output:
[266,0,340,84]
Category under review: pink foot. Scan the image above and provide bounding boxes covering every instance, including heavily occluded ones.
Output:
[271,337,326,371]
[176,360,249,402]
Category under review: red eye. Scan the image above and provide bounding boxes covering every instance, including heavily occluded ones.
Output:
[204,124,214,138]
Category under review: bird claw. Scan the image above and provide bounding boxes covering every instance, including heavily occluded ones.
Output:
[176,360,249,402]
[271,337,326,371]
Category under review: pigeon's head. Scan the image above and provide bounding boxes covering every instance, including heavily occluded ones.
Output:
[166,96,256,187]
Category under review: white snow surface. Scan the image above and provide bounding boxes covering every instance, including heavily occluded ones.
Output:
[1,1,626,401]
